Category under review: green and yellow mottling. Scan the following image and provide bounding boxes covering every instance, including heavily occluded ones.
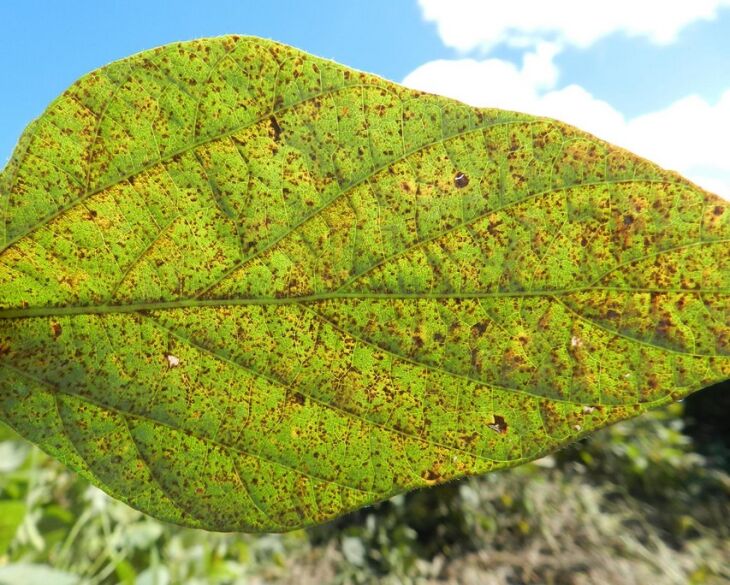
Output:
[0,36,727,532]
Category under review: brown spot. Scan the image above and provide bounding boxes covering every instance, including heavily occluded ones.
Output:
[421,469,441,482]
[623,214,634,226]
[470,321,488,337]
[50,321,62,339]
[713,205,725,216]
[269,115,282,141]
[461,431,479,445]
[401,181,411,192]
[470,347,482,370]
[486,217,503,236]
[606,309,620,319]
[656,317,672,335]
[487,415,508,434]
[454,171,469,188]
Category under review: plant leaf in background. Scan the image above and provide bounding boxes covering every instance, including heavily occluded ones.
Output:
[0,36,727,533]
[0,501,25,554]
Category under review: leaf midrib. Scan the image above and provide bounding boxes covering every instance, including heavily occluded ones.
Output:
[3,172,725,322]
[0,285,727,320]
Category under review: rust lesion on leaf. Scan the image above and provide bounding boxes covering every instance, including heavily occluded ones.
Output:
[421,469,442,483]
[454,171,469,188]
[268,115,283,141]
[50,321,62,339]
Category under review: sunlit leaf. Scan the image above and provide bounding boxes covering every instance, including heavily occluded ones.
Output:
[0,36,727,532]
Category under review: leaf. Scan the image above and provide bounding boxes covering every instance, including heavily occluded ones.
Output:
[0,564,79,585]
[0,501,25,553]
[0,36,727,533]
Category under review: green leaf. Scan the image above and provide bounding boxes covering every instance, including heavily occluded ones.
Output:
[0,36,727,533]
[0,500,25,553]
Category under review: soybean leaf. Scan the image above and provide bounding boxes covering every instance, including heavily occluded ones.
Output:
[0,36,727,533]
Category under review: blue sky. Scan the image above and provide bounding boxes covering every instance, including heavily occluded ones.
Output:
[2,0,730,197]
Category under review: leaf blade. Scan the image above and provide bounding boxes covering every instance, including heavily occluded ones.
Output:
[0,36,727,532]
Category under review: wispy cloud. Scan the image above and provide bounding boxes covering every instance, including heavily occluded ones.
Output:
[419,0,730,52]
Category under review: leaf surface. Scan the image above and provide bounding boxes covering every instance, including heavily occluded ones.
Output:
[0,36,727,532]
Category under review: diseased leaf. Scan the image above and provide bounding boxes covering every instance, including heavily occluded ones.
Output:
[0,36,727,533]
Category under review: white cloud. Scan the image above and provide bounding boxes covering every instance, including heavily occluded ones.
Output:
[419,0,730,52]
[401,42,560,113]
[402,49,730,199]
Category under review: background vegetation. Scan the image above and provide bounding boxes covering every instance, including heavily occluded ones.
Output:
[0,382,728,585]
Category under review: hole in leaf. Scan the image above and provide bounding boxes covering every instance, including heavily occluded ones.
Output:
[487,415,508,434]
[165,354,181,368]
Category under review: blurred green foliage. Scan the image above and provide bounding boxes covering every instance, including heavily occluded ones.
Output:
[1,389,729,585]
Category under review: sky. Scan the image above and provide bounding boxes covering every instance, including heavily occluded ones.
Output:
[2,0,730,198]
